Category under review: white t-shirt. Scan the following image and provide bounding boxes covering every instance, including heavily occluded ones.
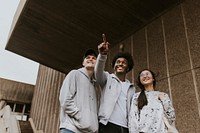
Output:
[109,81,129,128]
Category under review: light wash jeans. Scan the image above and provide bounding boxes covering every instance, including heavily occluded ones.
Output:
[60,128,75,133]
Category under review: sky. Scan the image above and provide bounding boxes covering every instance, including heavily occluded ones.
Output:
[0,0,39,85]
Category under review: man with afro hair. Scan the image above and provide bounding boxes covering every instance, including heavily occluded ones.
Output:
[95,34,135,133]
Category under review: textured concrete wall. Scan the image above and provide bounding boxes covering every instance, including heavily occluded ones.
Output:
[106,0,200,132]
[0,78,34,104]
[31,0,200,132]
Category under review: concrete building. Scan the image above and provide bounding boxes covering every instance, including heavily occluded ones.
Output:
[0,78,34,132]
[1,0,200,132]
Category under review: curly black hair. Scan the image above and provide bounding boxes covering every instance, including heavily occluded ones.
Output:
[111,52,134,72]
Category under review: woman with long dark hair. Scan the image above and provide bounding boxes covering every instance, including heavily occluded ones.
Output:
[128,69,176,133]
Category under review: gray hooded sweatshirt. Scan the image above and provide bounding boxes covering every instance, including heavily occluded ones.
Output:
[94,54,135,125]
[59,67,98,133]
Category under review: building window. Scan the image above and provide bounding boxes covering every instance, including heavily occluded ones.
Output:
[6,102,31,121]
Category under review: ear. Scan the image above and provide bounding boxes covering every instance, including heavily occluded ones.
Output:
[82,60,85,67]
[126,68,129,72]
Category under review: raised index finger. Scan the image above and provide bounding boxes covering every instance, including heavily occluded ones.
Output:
[102,33,106,43]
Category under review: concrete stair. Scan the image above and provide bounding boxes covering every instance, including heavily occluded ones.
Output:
[18,120,34,133]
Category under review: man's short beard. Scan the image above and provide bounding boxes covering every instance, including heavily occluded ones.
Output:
[115,71,126,76]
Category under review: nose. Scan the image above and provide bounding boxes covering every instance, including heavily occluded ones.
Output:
[118,62,122,65]
[88,57,93,60]
[118,62,124,66]
[88,57,96,62]
[141,74,147,78]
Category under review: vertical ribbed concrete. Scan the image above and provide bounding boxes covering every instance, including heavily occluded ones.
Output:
[30,65,65,133]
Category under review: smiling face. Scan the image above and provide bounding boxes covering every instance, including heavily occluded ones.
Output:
[139,70,154,87]
[114,57,128,75]
[82,55,97,69]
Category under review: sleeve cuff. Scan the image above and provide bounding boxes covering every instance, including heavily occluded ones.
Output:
[98,54,107,61]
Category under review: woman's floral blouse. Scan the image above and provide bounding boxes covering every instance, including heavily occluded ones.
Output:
[128,91,176,133]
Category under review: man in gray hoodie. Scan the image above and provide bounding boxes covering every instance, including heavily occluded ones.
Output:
[95,34,135,133]
[59,49,99,133]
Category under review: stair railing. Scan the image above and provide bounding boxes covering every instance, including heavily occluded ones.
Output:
[28,118,44,133]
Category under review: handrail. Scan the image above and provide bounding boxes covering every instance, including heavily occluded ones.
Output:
[28,118,44,133]
[0,105,21,133]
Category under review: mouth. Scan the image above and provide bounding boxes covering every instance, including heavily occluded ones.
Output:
[85,62,95,67]
[87,61,95,64]
[142,78,150,82]
[115,68,127,74]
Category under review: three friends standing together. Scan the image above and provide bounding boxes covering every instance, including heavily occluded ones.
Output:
[59,34,176,133]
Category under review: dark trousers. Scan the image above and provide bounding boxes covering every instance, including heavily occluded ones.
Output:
[99,122,129,133]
